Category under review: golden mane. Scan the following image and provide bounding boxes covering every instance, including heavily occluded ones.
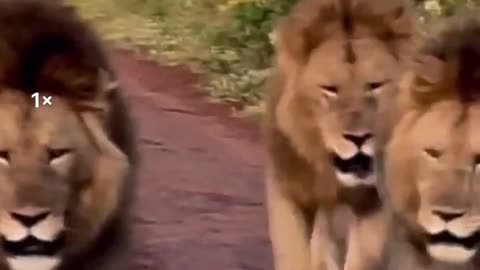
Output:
[275,0,416,73]
[264,1,418,270]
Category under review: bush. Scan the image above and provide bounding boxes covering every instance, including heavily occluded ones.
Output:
[106,0,480,107]
[202,0,298,105]
[215,0,297,69]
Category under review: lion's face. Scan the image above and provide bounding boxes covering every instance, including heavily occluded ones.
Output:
[387,99,480,264]
[296,38,400,187]
[0,89,129,270]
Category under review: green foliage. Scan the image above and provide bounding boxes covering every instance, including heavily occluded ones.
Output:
[214,0,296,69]
[103,0,299,106]
[69,0,480,110]
[206,0,297,104]
[418,0,480,25]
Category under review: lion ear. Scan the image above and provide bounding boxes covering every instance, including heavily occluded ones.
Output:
[413,54,446,87]
[77,111,130,234]
[274,1,333,75]
[409,54,452,105]
[74,68,119,114]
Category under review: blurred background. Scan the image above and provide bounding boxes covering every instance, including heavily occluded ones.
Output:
[68,0,479,116]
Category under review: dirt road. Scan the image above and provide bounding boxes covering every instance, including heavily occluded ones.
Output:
[109,50,272,270]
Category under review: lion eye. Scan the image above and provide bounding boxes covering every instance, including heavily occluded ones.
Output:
[424,148,442,159]
[0,150,9,165]
[47,148,72,163]
[367,81,388,92]
[320,85,338,96]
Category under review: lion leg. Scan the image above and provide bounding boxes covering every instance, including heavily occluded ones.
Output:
[310,209,341,270]
[343,210,387,270]
[266,170,312,270]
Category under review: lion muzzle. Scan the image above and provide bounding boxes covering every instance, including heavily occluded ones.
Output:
[329,132,376,187]
[0,206,64,270]
[419,206,480,264]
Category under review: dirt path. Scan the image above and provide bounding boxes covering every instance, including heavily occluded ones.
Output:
[109,50,272,270]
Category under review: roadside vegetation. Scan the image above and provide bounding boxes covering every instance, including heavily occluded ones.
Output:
[68,0,479,114]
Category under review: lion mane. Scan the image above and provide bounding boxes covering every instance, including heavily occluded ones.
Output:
[0,1,137,270]
[263,0,416,269]
[379,13,480,269]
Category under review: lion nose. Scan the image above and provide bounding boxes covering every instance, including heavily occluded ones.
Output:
[10,208,51,227]
[343,133,372,148]
[432,209,466,222]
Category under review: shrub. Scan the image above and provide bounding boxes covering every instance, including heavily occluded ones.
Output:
[202,0,297,105]
[107,0,480,107]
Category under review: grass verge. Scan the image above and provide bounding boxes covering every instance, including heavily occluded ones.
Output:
[67,0,270,118]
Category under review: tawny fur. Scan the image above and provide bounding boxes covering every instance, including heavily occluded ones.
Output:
[0,1,137,269]
[353,12,480,270]
[263,0,417,270]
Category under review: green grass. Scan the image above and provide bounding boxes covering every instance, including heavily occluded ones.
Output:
[67,0,189,65]
[67,0,273,110]
[67,0,471,116]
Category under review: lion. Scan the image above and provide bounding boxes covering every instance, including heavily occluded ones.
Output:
[0,1,137,270]
[263,0,417,269]
[370,13,480,270]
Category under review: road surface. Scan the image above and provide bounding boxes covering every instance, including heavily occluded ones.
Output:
[109,50,272,270]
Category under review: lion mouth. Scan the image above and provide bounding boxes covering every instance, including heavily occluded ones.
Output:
[331,152,373,179]
[426,231,480,250]
[2,233,64,257]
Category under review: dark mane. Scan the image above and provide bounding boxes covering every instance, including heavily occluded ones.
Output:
[0,1,138,270]
[0,0,110,100]
[420,14,480,103]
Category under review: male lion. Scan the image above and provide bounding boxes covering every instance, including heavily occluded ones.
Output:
[263,0,416,269]
[371,13,480,270]
[0,1,137,270]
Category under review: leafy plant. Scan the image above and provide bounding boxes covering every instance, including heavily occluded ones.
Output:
[71,0,480,110]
